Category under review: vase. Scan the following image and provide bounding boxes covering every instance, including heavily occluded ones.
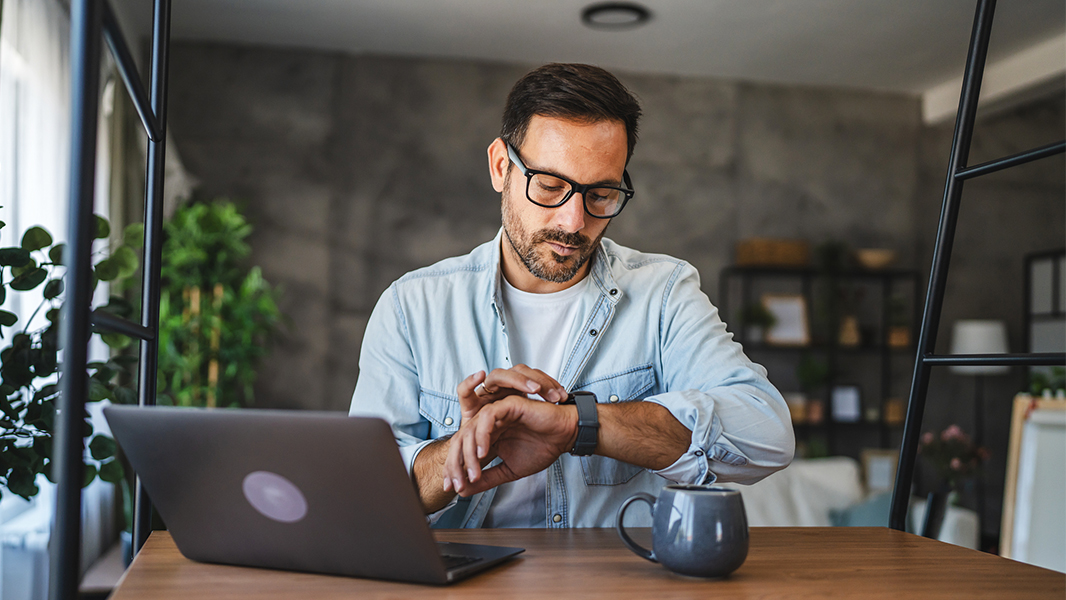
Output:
[920,490,949,539]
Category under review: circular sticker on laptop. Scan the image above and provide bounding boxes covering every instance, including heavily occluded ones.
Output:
[242,471,308,523]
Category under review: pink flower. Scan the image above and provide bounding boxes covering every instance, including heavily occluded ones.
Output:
[921,432,934,445]
[950,458,963,471]
[941,424,965,442]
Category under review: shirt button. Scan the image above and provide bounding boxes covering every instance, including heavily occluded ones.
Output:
[609,395,619,403]
[553,514,562,523]
[589,329,598,336]
[695,450,704,457]
[444,417,454,426]
[610,289,618,295]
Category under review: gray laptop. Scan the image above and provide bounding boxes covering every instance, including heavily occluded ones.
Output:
[103,405,523,584]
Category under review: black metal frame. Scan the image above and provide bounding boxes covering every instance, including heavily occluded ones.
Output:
[50,1,170,599]
[888,0,1066,533]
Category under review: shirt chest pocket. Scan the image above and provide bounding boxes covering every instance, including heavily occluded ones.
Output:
[572,364,657,486]
[418,390,461,439]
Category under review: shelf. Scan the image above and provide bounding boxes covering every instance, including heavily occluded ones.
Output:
[793,421,904,429]
[739,342,916,355]
[722,265,918,280]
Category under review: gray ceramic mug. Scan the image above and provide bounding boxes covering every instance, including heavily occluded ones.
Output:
[616,484,749,578]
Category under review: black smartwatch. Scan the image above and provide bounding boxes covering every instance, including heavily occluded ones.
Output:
[561,391,599,456]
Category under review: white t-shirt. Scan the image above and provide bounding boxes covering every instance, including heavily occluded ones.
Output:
[481,275,590,528]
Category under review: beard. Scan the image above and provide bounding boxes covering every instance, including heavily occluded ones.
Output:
[501,182,606,284]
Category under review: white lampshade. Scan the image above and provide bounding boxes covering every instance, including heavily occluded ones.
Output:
[950,319,1010,375]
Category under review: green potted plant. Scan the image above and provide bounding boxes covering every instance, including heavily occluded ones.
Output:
[0,216,140,502]
[156,199,284,408]
[738,302,776,343]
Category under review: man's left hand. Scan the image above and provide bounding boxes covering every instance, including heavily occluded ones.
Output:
[442,395,577,497]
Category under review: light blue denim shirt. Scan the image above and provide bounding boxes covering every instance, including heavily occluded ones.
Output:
[349,231,794,528]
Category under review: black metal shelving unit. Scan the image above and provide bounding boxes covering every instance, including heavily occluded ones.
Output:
[887,0,1066,535]
[719,265,921,456]
[51,1,171,599]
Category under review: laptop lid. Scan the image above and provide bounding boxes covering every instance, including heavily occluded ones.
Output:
[103,405,520,584]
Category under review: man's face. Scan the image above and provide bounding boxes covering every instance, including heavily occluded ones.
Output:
[489,115,628,293]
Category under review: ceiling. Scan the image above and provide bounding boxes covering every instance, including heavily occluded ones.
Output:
[120,1,1064,96]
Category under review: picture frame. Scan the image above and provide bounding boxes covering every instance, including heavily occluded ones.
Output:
[861,449,899,493]
[762,294,810,346]
[830,384,862,422]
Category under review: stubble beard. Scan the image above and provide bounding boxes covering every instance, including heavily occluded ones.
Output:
[501,182,606,284]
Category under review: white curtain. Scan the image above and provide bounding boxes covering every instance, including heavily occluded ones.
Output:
[0,1,117,598]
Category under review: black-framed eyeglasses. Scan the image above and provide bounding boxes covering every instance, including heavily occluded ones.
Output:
[505,142,634,219]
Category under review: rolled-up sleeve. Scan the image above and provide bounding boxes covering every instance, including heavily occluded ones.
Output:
[349,284,430,474]
[644,263,795,485]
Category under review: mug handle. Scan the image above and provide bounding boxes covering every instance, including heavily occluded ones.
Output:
[616,492,657,563]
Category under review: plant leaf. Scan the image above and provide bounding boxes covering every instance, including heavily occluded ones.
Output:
[0,247,31,267]
[89,435,117,460]
[94,258,120,282]
[43,279,64,299]
[111,245,139,279]
[92,215,110,240]
[99,459,125,484]
[112,386,136,405]
[10,268,47,291]
[0,310,17,327]
[123,223,144,249]
[8,467,39,499]
[82,464,98,488]
[88,378,111,402]
[20,227,52,252]
[100,333,131,350]
[48,243,65,266]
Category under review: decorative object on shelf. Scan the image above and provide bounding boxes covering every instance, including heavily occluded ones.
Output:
[830,385,862,422]
[738,302,776,343]
[838,315,862,347]
[883,398,906,425]
[887,294,911,348]
[734,238,810,268]
[762,294,810,346]
[854,248,897,270]
[861,448,899,493]
[0,217,138,501]
[783,392,808,424]
[157,200,285,408]
[806,400,825,425]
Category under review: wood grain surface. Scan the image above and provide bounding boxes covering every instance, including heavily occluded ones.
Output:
[110,527,1065,599]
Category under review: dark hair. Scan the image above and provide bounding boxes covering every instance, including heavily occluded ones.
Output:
[501,63,642,162]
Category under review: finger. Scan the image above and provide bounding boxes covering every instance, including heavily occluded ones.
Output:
[508,364,567,403]
[443,427,467,494]
[462,420,483,483]
[457,371,488,420]
[484,366,558,400]
[464,462,518,496]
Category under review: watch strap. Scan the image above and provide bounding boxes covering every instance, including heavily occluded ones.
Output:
[566,392,599,456]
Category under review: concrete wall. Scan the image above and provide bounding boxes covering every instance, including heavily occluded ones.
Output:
[168,42,932,409]
[166,42,1063,539]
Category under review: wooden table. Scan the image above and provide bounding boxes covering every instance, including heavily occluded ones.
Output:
[111,527,1064,599]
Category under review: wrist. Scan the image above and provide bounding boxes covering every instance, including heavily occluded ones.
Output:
[562,404,580,454]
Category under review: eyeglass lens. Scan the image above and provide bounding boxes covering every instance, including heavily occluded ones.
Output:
[527,173,624,217]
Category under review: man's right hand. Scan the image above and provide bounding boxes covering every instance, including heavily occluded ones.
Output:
[456,366,567,422]
[412,366,566,513]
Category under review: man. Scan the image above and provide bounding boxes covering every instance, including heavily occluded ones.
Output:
[350,63,793,528]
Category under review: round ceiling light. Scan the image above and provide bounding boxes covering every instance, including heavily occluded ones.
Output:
[581,2,652,30]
